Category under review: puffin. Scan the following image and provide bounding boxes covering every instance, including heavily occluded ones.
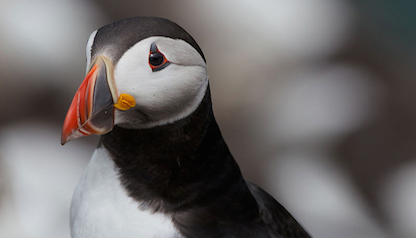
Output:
[61,17,311,238]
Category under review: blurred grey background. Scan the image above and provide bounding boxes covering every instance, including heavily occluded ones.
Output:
[0,0,415,237]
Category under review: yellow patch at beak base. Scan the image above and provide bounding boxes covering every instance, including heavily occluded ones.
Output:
[114,93,136,110]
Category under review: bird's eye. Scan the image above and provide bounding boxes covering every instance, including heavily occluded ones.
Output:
[149,43,170,72]
[149,52,164,66]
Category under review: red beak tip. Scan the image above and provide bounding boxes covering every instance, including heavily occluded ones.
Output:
[61,134,68,145]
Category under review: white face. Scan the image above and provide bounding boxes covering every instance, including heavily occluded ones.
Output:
[87,36,208,129]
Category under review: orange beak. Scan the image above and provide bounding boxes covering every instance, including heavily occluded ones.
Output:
[61,56,118,145]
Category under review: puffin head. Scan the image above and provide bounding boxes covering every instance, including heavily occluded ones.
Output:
[61,17,208,145]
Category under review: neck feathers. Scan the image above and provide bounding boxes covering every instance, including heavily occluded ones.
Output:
[99,87,244,212]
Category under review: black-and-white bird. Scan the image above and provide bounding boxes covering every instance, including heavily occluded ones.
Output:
[61,17,311,238]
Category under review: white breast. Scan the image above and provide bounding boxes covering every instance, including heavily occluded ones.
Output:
[70,147,182,238]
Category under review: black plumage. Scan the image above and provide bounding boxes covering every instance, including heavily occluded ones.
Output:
[91,17,205,65]
[100,88,311,237]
